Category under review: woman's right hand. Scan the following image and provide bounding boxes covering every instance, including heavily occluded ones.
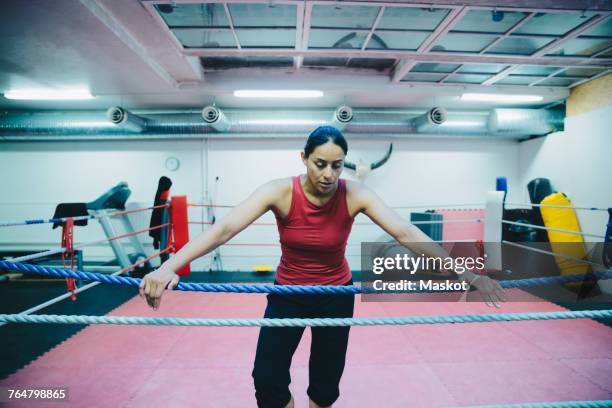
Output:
[468,274,506,308]
[138,266,180,310]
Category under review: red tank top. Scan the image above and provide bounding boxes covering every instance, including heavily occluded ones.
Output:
[275,176,354,285]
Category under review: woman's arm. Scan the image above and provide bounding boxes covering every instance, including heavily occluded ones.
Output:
[351,183,449,260]
[139,179,287,309]
[351,182,505,306]
[163,179,285,273]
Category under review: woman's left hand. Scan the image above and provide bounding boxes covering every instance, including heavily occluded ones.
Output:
[467,274,506,308]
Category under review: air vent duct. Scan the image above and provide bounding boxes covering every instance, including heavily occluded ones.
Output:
[106,106,147,133]
[489,109,564,136]
[411,107,447,132]
[202,106,230,132]
[332,105,353,130]
[0,107,565,140]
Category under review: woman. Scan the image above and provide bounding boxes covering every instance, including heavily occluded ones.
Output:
[139,126,505,408]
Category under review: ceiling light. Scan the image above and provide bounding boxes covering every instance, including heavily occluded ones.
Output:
[234,90,323,98]
[460,93,543,103]
[4,88,94,100]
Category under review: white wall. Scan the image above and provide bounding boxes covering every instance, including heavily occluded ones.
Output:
[518,106,611,240]
[0,140,204,266]
[518,105,612,291]
[205,137,519,271]
[0,136,519,272]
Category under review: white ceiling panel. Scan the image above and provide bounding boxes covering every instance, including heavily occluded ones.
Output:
[1,0,610,111]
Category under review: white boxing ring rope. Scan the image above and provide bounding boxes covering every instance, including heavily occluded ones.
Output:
[0,209,170,328]
[484,190,609,274]
[501,220,605,240]
[505,202,608,212]
[502,240,607,269]
[4,193,606,330]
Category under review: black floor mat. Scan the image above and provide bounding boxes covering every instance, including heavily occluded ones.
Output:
[0,280,137,380]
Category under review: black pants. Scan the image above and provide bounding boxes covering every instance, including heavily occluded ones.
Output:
[252,280,355,408]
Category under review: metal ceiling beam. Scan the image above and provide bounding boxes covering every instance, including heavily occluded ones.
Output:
[585,16,612,60]
[361,6,385,51]
[465,3,612,13]
[82,0,203,87]
[309,1,612,12]
[388,5,466,82]
[150,0,612,12]
[481,65,519,85]
[223,3,241,50]
[183,47,612,66]
[439,64,463,83]
[528,67,568,86]
[569,68,612,87]
[391,59,417,82]
[301,3,314,65]
[461,12,536,85]
[146,0,299,5]
[478,13,536,54]
[591,44,612,58]
[294,1,307,69]
[143,2,187,52]
[417,6,468,53]
[533,13,611,57]
[344,5,386,68]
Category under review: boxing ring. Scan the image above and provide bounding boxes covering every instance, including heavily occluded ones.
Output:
[0,192,610,407]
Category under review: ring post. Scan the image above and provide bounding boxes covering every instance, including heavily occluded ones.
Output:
[171,196,191,276]
[484,191,504,271]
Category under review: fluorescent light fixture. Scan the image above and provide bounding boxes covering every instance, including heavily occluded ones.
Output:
[4,88,94,100]
[461,93,543,103]
[234,90,323,98]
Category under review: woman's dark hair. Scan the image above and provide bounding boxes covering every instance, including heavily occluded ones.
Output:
[304,126,348,158]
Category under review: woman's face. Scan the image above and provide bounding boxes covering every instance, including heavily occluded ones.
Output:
[301,141,345,194]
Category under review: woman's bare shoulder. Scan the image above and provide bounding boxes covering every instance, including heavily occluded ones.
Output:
[267,177,292,190]
[260,177,293,199]
[344,179,378,210]
[344,178,369,197]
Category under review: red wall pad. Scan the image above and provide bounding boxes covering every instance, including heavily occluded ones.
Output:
[171,195,191,276]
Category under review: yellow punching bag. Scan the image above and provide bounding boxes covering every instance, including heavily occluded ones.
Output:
[539,193,591,289]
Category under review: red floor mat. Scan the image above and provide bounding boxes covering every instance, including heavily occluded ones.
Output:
[1,290,610,407]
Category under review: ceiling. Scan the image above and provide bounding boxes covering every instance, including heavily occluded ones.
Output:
[0,0,610,111]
